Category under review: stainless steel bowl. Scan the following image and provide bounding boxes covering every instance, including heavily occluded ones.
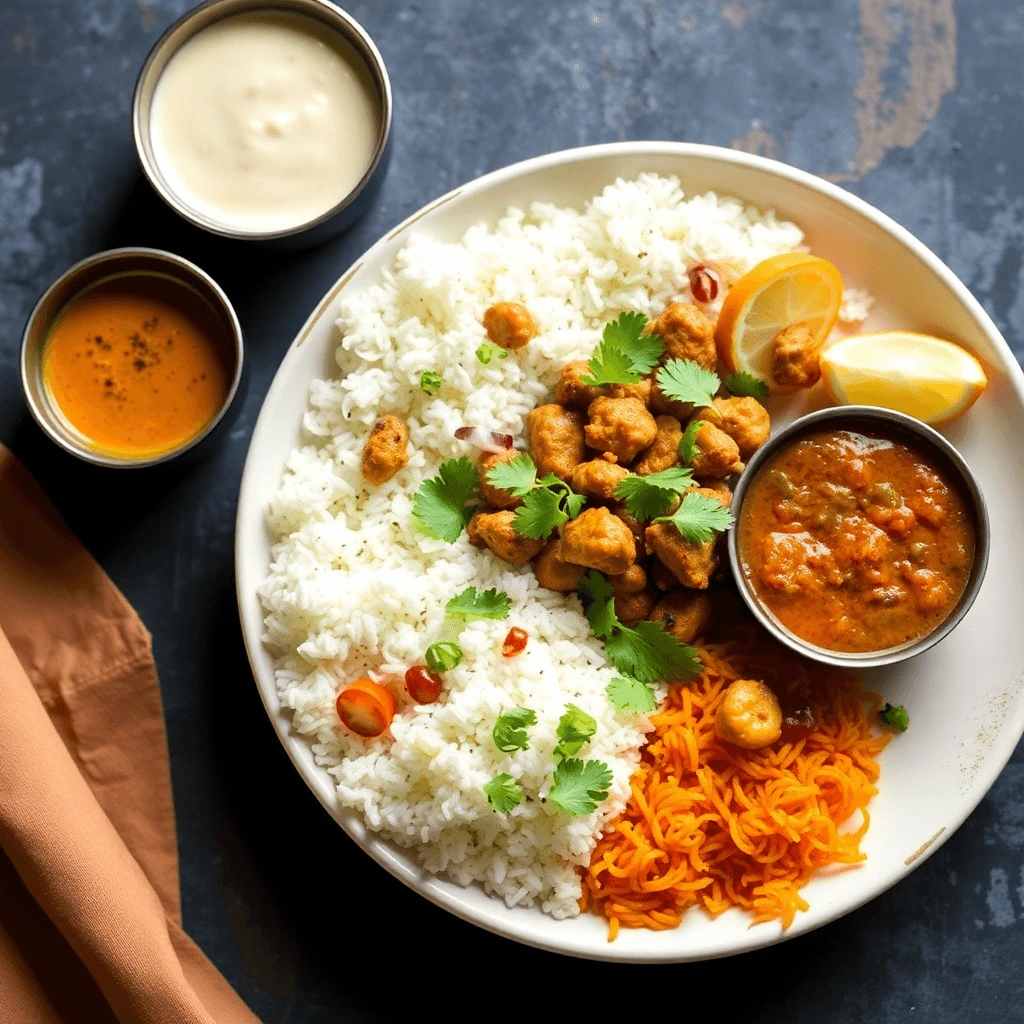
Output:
[20,247,244,469]
[132,0,392,246]
[728,405,990,669]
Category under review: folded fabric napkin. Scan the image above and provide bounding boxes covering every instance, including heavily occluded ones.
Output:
[0,445,258,1024]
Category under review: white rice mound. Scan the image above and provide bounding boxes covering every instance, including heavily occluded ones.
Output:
[259,173,813,918]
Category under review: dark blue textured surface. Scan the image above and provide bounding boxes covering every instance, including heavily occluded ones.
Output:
[2,1,1023,1020]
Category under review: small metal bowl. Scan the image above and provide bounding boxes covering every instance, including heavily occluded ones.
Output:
[728,405,990,669]
[20,247,244,469]
[132,0,392,246]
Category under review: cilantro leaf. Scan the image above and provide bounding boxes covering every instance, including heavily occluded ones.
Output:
[411,458,478,542]
[549,758,613,816]
[514,487,568,539]
[606,676,658,714]
[419,370,443,396]
[577,571,701,684]
[606,621,703,684]
[425,641,462,673]
[485,453,537,497]
[445,586,511,620]
[656,359,720,409]
[554,704,597,760]
[483,773,523,813]
[880,703,909,732]
[564,490,587,518]
[615,466,694,521]
[678,420,701,465]
[581,312,664,386]
[654,491,735,544]
[493,707,537,753]
[724,370,769,401]
[476,342,509,365]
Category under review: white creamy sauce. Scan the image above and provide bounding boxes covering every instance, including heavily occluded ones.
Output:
[150,11,380,232]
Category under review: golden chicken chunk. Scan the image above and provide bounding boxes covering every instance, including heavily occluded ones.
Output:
[647,556,677,592]
[615,587,657,625]
[556,360,652,410]
[771,321,820,388]
[645,521,718,589]
[478,449,523,510]
[634,415,682,475]
[482,301,537,350]
[699,478,733,508]
[533,539,585,592]
[467,511,544,565]
[689,421,743,479]
[571,458,629,500]
[610,563,647,594]
[585,397,658,463]
[713,396,770,459]
[526,404,586,481]
[647,302,717,370]
[714,679,782,749]
[609,503,647,557]
[648,590,713,643]
[560,506,636,575]
[361,415,410,485]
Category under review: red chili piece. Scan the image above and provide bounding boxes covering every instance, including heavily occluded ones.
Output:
[405,665,443,704]
[502,627,528,658]
[688,264,720,304]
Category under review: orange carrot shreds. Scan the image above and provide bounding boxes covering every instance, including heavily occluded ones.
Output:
[585,626,890,936]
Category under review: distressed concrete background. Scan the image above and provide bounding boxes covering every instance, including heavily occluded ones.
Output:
[1,1,1022,1020]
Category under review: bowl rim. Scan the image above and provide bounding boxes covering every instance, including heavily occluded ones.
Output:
[131,0,393,242]
[20,246,244,469]
[234,140,1024,962]
[726,404,991,668]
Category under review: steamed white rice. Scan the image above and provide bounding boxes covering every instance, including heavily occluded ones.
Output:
[259,173,834,917]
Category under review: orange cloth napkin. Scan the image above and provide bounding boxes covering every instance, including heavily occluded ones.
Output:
[0,444,259,1024]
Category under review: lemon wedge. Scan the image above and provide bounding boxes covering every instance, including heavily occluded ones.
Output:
[820,331,987,424]
[715,253,844,384]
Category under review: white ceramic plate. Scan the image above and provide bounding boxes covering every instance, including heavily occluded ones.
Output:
[235,142,1024,962]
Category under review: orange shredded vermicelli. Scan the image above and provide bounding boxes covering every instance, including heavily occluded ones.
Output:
[583,626,890,938]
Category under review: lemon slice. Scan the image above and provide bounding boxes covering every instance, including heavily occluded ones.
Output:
[820,331,987,424]
[715,253,844,382]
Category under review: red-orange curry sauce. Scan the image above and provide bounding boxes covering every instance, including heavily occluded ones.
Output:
[738,428,975,653]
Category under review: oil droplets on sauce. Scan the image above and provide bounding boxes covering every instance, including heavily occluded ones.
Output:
[42,274,232,459]
[149,11,380,232]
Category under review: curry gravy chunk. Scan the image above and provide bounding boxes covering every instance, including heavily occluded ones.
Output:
[738,428,975,653]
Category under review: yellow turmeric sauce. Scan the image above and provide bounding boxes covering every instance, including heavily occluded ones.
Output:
[42,273,232,459]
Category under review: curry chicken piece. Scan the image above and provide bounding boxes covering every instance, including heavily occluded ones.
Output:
[649,590,713,643]
[468,511,545,565]
[533,539,586,592]
[482,301,538,350]
[771,320,821,388]
[526,403,586,481]
[478,449,523,510]
[585,397,658,463]
[634,414,682,475]
[712,396,770,459]
[647,302,717,370]
[571,458,630,500]
[688,420,744,479]
[560,506,636,576]
[645,522,718,589]
[715,679,783,750]
[361,415,410,485]
[610,564,654,625]
[555,360,652,410]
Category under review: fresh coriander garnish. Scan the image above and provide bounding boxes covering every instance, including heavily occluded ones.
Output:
[493,707,537,753]
[723,370,769,401]
[653,491,734,544]
[580,312,664,386]
[445,586,511,620]
[411,458,478,542]
[606,676,657,713]
[549,758,613,815]
[419,370,443,396]
[425,641,463,673]
[880,703,909,732]
[483,773,523,813]
[615,466,694,521]
[476,342,509,365]
[678,420,701,465]
[578,571,701,684]
[553,704,597,760]
[656,358,720,409]
[486,453,586,539]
